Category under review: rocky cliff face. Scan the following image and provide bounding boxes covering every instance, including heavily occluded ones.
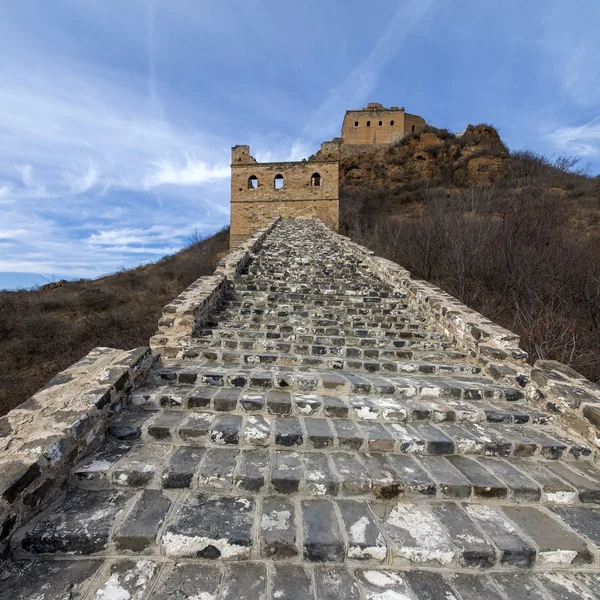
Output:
[341,124,510,189]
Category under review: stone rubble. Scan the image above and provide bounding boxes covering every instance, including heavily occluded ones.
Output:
[3,217,600,598]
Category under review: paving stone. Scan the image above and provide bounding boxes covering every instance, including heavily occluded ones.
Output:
[446,455,507,499]
[243,415,272,446]
[420,456,471,499]
[331,418,363,449]
[386,454,436,497]
[213,388,241,411]
[305,417,334,448]
[221,563,267,600]
[516,459,578,504]
[450,574,506,600]
[162,446,205,488]
[271,564,314,599]
[323,395,349,417]
[361,422,395,452]
[374,501,454,566]
[20,489,130,555]
[331,452,371,494]
[109,411,152,440]
[543,461,600,503]
[404,570,460,600]
[198,448,238,488]
[550,506,600,547]
[304,452,339,496]
[188,387,215,408]
[477,456,541,502]
[493,573,547,599]
[388,423,425,454]
[161,494,254,559]
[314,566,361,600]
[178,412,213,442]
[463,504,536,567]
[301,499,345,562]
[0,559,102,600]
[274,417,303,447]
[440,423,485,454]
[338,499,387,562]
[240,391,265,411]
[210,415,242,445]
[72,439,132,488]
[431,502,496,568]
[536,572,596,600]
[112,443,169,487]
[355,568,414,599]
[267,390,292,414]
[260,496,297,558]
[147,410,182,440]
[235,448,269,491]
[114,489,171,551]
[295,393,322,415]
[520,429,568,459]
[149,563,221,599]
[573,572,600,598]
[502,505,593,566]
[362,453,402,499]
[272,450,302,493]
[410,423,455,454]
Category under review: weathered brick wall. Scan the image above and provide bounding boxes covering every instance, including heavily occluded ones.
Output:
[230,144,339,248]
[341,103,426,145]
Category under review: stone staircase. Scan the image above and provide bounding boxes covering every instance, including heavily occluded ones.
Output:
[4,217,600,599]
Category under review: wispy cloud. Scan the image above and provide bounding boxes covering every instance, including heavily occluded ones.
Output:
[549,116,600,156]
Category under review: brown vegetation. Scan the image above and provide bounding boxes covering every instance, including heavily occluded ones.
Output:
[0,228,229,415]
[341,127,600,382]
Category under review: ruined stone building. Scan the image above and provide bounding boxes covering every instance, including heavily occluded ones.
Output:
[230,142,340,249]
[341,102,426,145]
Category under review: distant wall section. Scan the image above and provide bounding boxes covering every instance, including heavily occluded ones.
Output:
[230,142,339,248]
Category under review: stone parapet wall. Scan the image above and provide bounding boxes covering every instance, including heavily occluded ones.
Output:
[150,218,280,358]
[0,346,154,556]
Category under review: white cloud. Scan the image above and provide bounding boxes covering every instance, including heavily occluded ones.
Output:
[144,154,230,187]
[15,164,34,187]
[62,159,99,193]
[550,116,600,156]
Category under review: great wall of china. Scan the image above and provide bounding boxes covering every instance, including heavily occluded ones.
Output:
[2,106,600,599]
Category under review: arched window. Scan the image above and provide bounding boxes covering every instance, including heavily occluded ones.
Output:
[412,125,415,133]
[366,121,371,127]
[390,120,394,126]
[248,175,258,189]
[274,174,284,189]
[354,121,359,127]
[311,172,321,187]
[378,120,383,126]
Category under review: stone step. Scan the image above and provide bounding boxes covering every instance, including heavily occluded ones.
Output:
[191,334,453,354]
[109,407,588,461]
[181,350,480,376]
[192,338,468,364]
[130,387,544,424]
[217,298,410,315]
[7,561,600,600]
[214,306,416,325]
[14,487,600,570]
[228,288,406,303]
[147,363,524,400]
[195,325,447,342]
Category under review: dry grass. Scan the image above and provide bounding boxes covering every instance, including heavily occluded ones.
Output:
[0,227,229,415]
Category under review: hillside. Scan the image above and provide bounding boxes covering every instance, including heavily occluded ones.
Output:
[340,125,600,383]
[0,228,229,415]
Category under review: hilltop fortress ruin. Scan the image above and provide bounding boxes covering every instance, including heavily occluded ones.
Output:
[230,102,427,248]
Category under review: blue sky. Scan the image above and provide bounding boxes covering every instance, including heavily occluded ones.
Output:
[1,0,599,290]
